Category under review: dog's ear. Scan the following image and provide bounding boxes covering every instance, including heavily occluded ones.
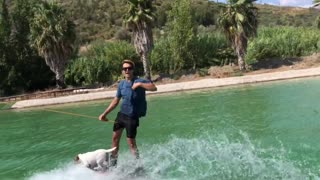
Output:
[74,155,80,161]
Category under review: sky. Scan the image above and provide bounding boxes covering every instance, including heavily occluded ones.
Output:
[215,0,315,8]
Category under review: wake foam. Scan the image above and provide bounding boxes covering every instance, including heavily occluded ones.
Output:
[29,132,319,180]
[29,161,148,180]
[141,132,317,179]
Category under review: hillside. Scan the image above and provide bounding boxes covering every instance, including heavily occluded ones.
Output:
[54,0,320,44]
[1,0,319,97]
[257,4,320,27]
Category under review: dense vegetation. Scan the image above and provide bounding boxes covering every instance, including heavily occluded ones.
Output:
[53,0,320,43]
[1,0,320,96]
[65,40,142,86]
[0,0,55,96]
[246,27,320,66]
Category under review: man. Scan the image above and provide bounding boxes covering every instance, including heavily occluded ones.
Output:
[99,59,157,166]
[75,147,117,172]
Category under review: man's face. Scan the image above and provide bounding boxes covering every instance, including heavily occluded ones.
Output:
[122,63,134,79]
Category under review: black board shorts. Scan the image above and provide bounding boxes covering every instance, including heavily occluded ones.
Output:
[113,112,139,138]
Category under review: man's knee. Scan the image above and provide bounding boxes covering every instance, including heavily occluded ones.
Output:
[112,130,122,143]
[127,138,136,148]
[112,135,120,143]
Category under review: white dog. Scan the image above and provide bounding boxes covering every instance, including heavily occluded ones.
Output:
[75,147,116,172]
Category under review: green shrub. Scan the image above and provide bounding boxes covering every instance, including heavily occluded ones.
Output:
[151,31,233,74]
[65,57,111,86]
[150,37,173,74]
[192,31,233,68]
[65,40,140,86]
[114,28,131,42]
[246,27,320,65]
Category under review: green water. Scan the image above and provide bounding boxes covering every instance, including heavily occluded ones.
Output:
[1,77,320,180]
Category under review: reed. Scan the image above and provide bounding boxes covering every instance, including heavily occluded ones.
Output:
[246,27,320,65]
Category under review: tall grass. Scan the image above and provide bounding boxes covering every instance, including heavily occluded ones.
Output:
[246,27,320,65]
[65,40,140,86]
[192,32,233,68]
[150,37,173,74]
[151,31,232,74]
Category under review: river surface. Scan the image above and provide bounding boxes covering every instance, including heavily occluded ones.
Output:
[1,77,320,180]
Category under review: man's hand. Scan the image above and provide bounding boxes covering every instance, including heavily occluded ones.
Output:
[132,82,142,90]
[99,114,108,122]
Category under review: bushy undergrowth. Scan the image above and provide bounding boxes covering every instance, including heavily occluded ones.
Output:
[151,31,234,74]
[65,41,140,86]
[192,32,234,68]
[246,27,320,65]
[65,27,320,87]
[150,37,173,74]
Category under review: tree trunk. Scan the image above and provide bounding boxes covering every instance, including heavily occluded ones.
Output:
[44,45,68,89]
[133,21,153,80]
[236,46,246,71]
[55,71,66,89]
[141,52,151,80]
[235,34,247,71]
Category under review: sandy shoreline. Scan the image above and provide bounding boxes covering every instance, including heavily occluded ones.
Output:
[11,66,320,109]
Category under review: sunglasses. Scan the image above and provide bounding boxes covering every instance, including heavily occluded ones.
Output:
[122,67,133,71]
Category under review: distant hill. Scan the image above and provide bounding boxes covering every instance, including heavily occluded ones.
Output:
[256,4,320,27]
[55,0,320,44]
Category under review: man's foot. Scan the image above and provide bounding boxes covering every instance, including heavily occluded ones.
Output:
[110,155,117,168]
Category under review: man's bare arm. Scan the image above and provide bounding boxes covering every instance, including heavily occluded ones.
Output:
[132,82,157,91]
[99,97,120,121]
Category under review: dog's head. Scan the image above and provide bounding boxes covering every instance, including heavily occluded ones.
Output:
[74,155,81,164]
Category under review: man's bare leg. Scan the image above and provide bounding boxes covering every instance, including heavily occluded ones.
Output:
[127,138,139,159]
[111,129,123,166]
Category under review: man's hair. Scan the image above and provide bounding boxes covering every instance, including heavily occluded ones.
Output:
[122,59,135,68]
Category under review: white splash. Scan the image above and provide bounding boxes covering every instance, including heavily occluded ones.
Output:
[28,132,319,180]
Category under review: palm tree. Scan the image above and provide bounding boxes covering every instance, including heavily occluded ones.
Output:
[314,0,320,29]
[30,1,76,88]
[124,0,154,80]
[218,0,258,70]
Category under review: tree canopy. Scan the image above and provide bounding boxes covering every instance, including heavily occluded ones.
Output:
[124,0,154,79]
[218,0,258,70]
[30,1,76,88]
